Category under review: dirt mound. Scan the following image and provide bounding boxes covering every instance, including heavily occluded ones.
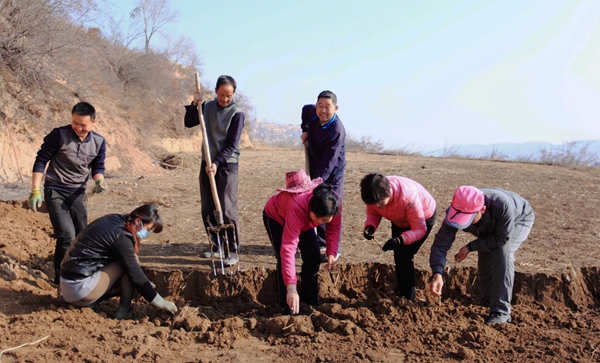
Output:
[1,149,600,362]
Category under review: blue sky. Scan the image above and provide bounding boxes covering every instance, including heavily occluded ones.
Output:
[116,0,600,151]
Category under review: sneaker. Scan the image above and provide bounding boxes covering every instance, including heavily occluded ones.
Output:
[486,312,511,324]
[112,306,134,320]
[202,249,223,258]
[224,253,239,266]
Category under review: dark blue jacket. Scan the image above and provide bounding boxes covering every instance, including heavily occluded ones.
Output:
[301,105,346,182]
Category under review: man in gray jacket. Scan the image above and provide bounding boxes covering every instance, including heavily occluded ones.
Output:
[429,186,534,324]
[29,101,107,285]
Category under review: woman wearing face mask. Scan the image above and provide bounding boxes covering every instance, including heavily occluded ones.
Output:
[59,204,177,319]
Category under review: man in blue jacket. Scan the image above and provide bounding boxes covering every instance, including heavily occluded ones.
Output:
[29,101,107,285]
[429,186,535,324]
[301,90,346,260]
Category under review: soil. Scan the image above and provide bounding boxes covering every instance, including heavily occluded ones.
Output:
[1,148,599,363]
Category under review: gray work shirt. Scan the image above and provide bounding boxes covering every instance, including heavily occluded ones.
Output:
[429,188,534,275]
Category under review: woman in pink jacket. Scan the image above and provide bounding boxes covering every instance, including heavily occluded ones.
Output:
[264,170,341,314]
[360,173,437,300]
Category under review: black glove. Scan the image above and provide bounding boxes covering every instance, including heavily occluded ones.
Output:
[363,225,375,240]
[382,236,404,252]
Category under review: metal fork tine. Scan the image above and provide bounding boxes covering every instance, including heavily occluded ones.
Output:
[209,238,217,276]
[232,226,240,273]
[217,234,225,276]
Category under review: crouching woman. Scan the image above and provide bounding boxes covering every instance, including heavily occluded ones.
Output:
[60,204,177,319]
[263,170,341,315]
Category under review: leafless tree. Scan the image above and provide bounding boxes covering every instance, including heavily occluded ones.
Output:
[129,0,179,53]
[0,0,98,89]
[162,34,200,68]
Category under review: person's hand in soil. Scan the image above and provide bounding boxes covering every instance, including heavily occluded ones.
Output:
[326,254,337,271]
[430,273,444,296]
[151,294,178,314]
[286,284,300,314]
[454,245,470,263]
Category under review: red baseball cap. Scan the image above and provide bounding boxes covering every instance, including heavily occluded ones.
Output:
[445,186,485,229]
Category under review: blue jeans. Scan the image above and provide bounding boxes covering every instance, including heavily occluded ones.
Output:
[44,188,87,284]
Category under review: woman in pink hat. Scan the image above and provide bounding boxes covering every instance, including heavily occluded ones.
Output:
[263,169,341,315]
[360,172,437,301]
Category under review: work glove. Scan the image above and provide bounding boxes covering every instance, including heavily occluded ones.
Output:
[151,293,177,314]
[94,179,108,194]
[193,91,203,106]
[382,236,404,252]
[363,225,375,240]
[28,189,42,212]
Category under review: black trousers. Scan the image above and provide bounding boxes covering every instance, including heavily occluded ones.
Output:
[44,188,87,284]
[391,210,437,300]
[199,161,240,254]
[263,211,321,310]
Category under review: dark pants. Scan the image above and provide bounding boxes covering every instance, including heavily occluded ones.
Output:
[263,211,321,310]
[44,188,87,284]
[391,210,437,300]
[316,168,344,254]
[199,161,240,255]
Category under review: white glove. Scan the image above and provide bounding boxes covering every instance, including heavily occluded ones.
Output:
[193,91,203,105]
[151,293,177,314]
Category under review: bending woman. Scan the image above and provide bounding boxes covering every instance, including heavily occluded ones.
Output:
[60,204,177,319]
[263,170,341,315]
[361,173,437,300]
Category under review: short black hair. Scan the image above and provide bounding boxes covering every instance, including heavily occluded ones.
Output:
[360,173,391,205]
[216,75,237,92]
[72,102,96,121]
[128,204,163,233]
[317,90,337,105]
[309,183,340,217]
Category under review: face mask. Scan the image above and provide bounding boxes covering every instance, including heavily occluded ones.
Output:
[137,228,149,239]
[136,221,149,239]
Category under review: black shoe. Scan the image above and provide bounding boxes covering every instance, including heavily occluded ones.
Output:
[112,306,134,320]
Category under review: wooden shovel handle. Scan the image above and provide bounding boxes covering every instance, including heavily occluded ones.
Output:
[195,73,224,225]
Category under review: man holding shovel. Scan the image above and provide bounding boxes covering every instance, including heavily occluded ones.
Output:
[184,75,245,265]
[300,90,346,261]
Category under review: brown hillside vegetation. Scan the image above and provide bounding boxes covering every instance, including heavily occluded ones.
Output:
[1,149,599,362]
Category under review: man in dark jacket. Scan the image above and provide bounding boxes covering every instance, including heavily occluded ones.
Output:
[300,90,346,260]
[429,186,535,324]
[29,101,107,285]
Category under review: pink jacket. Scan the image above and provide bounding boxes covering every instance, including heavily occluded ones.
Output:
[264,191,342,285]
[364,176,436,245]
